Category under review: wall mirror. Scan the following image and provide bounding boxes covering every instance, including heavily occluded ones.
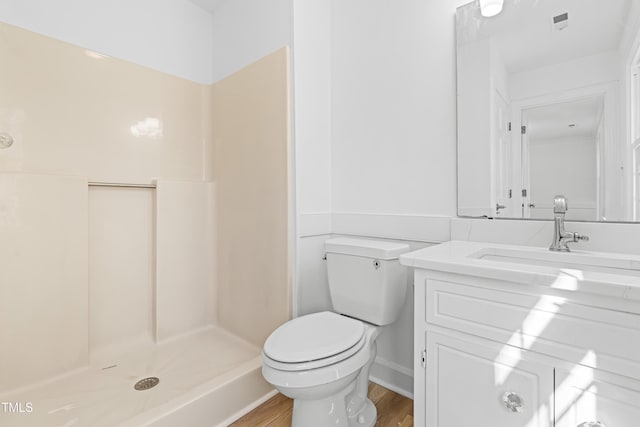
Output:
[456,0,640,221]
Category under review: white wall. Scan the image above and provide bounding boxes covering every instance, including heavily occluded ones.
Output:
[529,136,597,220]
[328,0,467,395]
[292,0,467,397]
[457,39,493,216]
[491,43,510,103]
[458,36,511,217]
[210,0,292,83]
[330,0,462,217]
[0,0,213,84]
[293,0,332,218]
[292,0,333,329]
[619,1,640,219]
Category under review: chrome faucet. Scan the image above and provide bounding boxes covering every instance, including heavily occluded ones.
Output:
[549,195,589,252]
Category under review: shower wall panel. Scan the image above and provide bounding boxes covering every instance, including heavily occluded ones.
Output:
[0,21,217,390]
[213,47,292,346]
[0,173,88,394]
[88,187,154,362]
[0,21,210,184]
[156,180,216,341]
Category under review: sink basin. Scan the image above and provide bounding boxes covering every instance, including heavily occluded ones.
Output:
[399,241,640,301]
[470,247,640,278]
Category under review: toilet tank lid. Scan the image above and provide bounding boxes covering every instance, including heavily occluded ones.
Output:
[324,237,410,260]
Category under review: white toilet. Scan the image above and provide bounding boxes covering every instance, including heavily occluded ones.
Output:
[262,237,410,427]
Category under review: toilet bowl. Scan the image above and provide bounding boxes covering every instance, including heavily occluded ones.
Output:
[262,311,380,427]
[261,238,409,427]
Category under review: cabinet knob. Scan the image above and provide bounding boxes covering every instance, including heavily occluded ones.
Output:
[502,391,524,413]
[578,423,606,427]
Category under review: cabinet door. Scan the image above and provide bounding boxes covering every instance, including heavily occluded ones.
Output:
[425,330,553,427]
[555,365,640,427]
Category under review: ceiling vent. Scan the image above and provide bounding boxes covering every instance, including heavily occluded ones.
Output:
[553,12,569,31]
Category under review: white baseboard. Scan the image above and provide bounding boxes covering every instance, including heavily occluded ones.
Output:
[370,357,414,400]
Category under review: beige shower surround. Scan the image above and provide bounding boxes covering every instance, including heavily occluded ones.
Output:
[213,47,292,347]
[0,21,290,392]
[0,23,209,183]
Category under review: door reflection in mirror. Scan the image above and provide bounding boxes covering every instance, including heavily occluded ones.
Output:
[523,96,603,221]
[456,0,640,222]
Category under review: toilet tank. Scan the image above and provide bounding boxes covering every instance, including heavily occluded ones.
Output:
[324,238,410,326]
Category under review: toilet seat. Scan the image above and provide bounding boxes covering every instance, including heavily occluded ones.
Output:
[263,312,365,371]
[262,322,378,391]
[263,334,366,371]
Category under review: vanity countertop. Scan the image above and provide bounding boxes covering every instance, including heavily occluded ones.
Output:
[400,241,640,302]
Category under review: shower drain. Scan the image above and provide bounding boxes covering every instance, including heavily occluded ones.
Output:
[134,377,160,391]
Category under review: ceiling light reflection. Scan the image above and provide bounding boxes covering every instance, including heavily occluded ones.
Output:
[85,50,110,60]
[130,117,163,139]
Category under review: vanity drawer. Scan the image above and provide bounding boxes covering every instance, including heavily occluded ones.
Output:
[425,279,640,378]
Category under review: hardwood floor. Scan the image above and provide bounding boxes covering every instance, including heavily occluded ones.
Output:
[230,383,413,427]
[229,392,293,427]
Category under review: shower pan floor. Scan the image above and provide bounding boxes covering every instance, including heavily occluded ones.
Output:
[0,327,267,427]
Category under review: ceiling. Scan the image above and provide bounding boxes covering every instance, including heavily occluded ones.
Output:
[188,0,225,14]
[458,0,633,73]
[526,96,603,141]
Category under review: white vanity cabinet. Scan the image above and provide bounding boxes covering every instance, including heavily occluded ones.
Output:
[423,328,554,427]
[407,244,640,427]
[554,366,640,427]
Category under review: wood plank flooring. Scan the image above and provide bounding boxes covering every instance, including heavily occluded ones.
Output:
[230,383,413,427]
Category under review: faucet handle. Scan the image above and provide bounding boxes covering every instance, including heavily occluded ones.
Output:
[553,195,568,214]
